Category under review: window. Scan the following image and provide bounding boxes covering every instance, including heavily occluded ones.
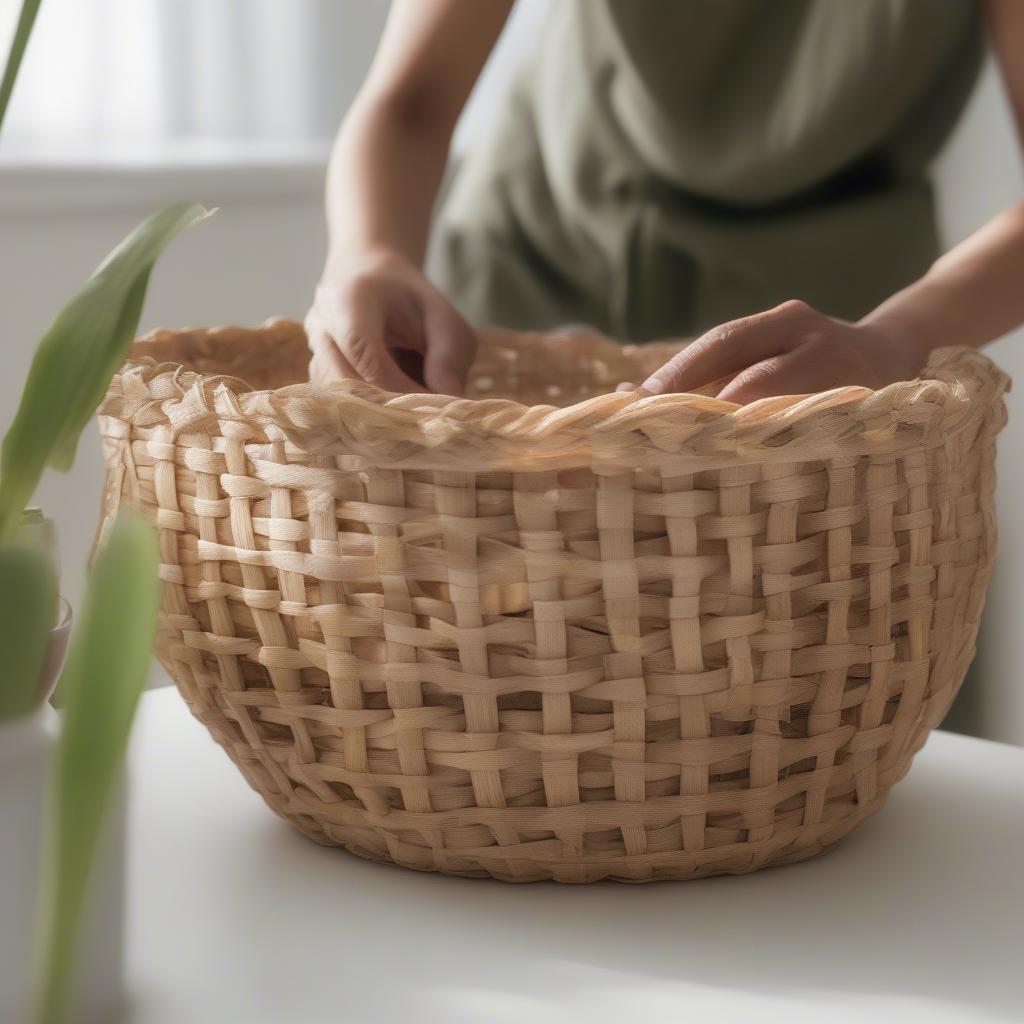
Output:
[0,0,387,154]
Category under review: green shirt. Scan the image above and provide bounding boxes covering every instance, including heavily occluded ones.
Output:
[429,0,983,341]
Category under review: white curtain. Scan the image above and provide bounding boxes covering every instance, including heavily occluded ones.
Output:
[0,0,388,150]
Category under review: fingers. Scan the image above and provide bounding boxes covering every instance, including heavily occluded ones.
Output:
[640,300,813,395]
[716,343,833,404]
[313,282,425,393]
[423,302,477,396]
[308,270,476,395]
[305,312,351,385]
[308,344,349,386]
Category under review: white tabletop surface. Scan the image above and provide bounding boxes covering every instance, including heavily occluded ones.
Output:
[126,687,1024,1024]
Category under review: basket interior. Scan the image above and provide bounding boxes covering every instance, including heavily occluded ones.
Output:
[130,321,312,392]
[462,327,684,405]
[129,321,687,407]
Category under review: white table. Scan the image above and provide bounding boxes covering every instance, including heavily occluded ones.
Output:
[126,687,1024,1024]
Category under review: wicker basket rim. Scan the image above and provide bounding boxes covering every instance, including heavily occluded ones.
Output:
[103,319,1010,472]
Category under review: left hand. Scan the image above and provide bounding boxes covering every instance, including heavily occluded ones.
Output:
[632,300,932,404]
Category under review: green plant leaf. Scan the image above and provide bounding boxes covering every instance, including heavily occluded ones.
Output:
[32,511,160,1024]
[0,0,42,131]
[0,202,210,539]
[0,543,55,721]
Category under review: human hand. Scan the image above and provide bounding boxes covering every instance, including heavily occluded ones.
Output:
[305,251,476,394]
[627,301,932,404]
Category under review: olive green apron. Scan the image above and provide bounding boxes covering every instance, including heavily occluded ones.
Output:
[428,0,983,341]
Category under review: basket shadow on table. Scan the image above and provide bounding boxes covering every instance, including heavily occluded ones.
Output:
[216,736,1023,1021]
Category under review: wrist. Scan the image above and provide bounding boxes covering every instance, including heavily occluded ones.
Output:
[323,245,414,283]
[858,306,936,372]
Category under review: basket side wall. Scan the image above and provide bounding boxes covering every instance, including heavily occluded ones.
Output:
[96,344,1004,881]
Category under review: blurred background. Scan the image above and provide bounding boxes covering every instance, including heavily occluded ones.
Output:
[2,0,1022,742]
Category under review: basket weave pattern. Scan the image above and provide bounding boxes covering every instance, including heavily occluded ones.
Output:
[99,320,1007,882]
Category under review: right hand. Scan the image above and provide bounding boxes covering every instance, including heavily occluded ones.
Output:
[305,251,477,395]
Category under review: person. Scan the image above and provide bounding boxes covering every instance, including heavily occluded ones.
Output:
[306,0,1024,405]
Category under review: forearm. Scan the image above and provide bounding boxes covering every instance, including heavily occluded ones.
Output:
[861,199,1024,359]
[321,0,511,279]
[324,94,451,274]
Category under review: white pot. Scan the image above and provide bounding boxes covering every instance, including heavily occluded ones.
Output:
[0,705,55,1022]
[72,774,126,1024]
[0,705,126,1024]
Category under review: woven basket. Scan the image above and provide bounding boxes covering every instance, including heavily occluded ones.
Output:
[99,319,1007,882]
